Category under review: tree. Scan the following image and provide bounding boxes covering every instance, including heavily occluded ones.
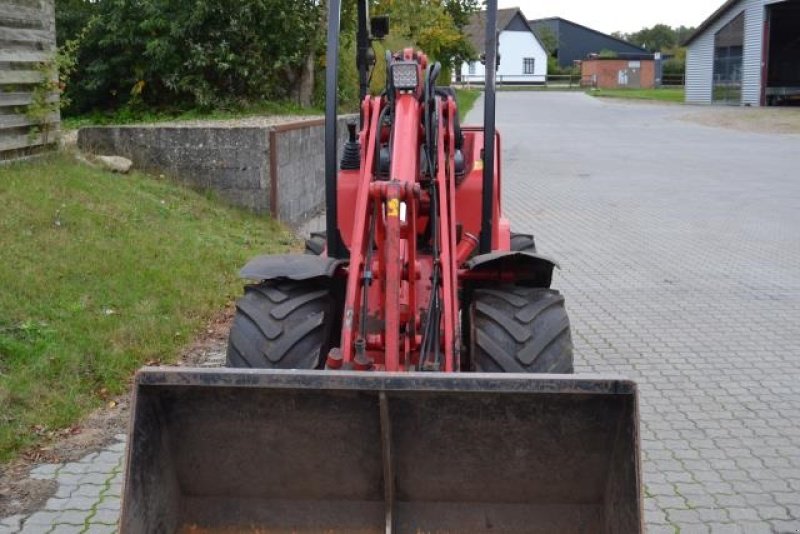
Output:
[442,0,480,29]
[371,0,477,82]
[627,24,682,52]
[537,26,558,55]
[55,0,98,45]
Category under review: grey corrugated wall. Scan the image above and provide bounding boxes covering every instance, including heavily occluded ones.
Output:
[686,0,788,106]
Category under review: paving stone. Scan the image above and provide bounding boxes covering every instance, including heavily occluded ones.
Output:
[52,484,78,499]
[85,526,117,534]
[95,496,121,512]
[755,505,791,521]
[72,484,105,499]
[707,524,742,534]
[27,464,60,481]
[22,511,60,526]
[41,498,89,512]
[56,509,92,526]
[727,507,761,522]
[731,522,773,534]
[0,515,24,531]
[769,519,800,533]
[90,508,119,525]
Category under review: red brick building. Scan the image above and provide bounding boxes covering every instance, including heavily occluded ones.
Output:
[582,57,656,89]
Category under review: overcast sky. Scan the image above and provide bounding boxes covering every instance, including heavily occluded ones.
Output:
[502,0,722,34]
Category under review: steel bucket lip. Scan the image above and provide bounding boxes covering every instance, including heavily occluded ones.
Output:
[133,367,637,395]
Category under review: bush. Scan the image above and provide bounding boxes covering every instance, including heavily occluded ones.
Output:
[62,0,324,114]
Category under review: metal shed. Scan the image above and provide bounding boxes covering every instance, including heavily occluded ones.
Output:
[685,0,800,106]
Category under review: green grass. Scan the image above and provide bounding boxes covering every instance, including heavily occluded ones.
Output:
[62,100,323,130]
[455,89,481,121]
[0,155,296,462]
[589,88,685,103]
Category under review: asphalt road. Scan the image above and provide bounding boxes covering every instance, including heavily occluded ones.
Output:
[467,92,800,533]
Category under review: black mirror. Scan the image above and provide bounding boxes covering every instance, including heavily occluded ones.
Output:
[371,16,389,39]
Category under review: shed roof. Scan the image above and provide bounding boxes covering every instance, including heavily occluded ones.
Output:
[684,0,742,46]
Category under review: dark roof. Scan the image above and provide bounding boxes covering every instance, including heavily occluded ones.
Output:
[683,0,740,46]
[529,17,647,52]
[465,7,544,53]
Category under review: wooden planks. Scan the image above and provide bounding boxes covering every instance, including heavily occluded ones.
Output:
[0,49,51,62]
[0,91,57,106]
[0,111,58,129]
[0,0,58,158]
[0,130,58,152]
[0,69,44,84]
[0,4,45,29]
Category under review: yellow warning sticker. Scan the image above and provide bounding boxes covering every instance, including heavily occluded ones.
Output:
[474,160,484,171]
[387,198,400,218]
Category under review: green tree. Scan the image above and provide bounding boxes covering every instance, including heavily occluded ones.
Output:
[628,24,679,52]
[537,26,558,55]
[373,0,476,76]
[55,0,98,45]
[442,0,480,29]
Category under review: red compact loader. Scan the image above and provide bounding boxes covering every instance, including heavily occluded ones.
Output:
[120,1,642,532]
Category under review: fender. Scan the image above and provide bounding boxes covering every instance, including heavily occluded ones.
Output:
[240,254,345,281]
[466,251,559,288]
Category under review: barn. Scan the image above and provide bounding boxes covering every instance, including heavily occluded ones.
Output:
[685,0,800,106]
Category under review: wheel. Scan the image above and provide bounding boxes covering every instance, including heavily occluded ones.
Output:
[304,231,326,255]
[227,279,334,369]
[469,285,573,373]
[510,232,536,253]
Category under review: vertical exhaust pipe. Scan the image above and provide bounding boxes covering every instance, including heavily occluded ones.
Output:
[325,0,343,259]
[480,0,498,254]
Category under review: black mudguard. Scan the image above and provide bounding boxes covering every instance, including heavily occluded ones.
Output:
[240,254,345,281]
[466,251,559,288]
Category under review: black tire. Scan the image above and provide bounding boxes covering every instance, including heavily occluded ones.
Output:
[510,232,536,253]
[227,280,334,369]
[469,286,573,373]
[304,231,326,255]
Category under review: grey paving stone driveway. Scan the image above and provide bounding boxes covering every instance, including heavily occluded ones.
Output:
[471,93,800,533]
[2,93,798,533]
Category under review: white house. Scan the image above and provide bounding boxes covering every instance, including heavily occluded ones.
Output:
[459,8,549,84]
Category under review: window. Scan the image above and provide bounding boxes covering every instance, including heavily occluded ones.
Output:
[468,62,476,75]
[713,13,744,104]
[523,58,536,75]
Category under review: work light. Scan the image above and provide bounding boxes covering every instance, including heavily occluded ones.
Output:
[391,61,419,91]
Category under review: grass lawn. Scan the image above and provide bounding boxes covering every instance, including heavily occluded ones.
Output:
[455,89,481,121]
[589,88,685,103]
[0,154,295,462]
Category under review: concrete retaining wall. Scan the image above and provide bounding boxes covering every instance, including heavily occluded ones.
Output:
[77,116,353,226]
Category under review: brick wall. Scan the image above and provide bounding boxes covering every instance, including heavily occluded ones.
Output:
[582,59,656,89]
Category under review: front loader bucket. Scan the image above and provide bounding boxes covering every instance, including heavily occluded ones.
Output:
[121,369,641,534]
